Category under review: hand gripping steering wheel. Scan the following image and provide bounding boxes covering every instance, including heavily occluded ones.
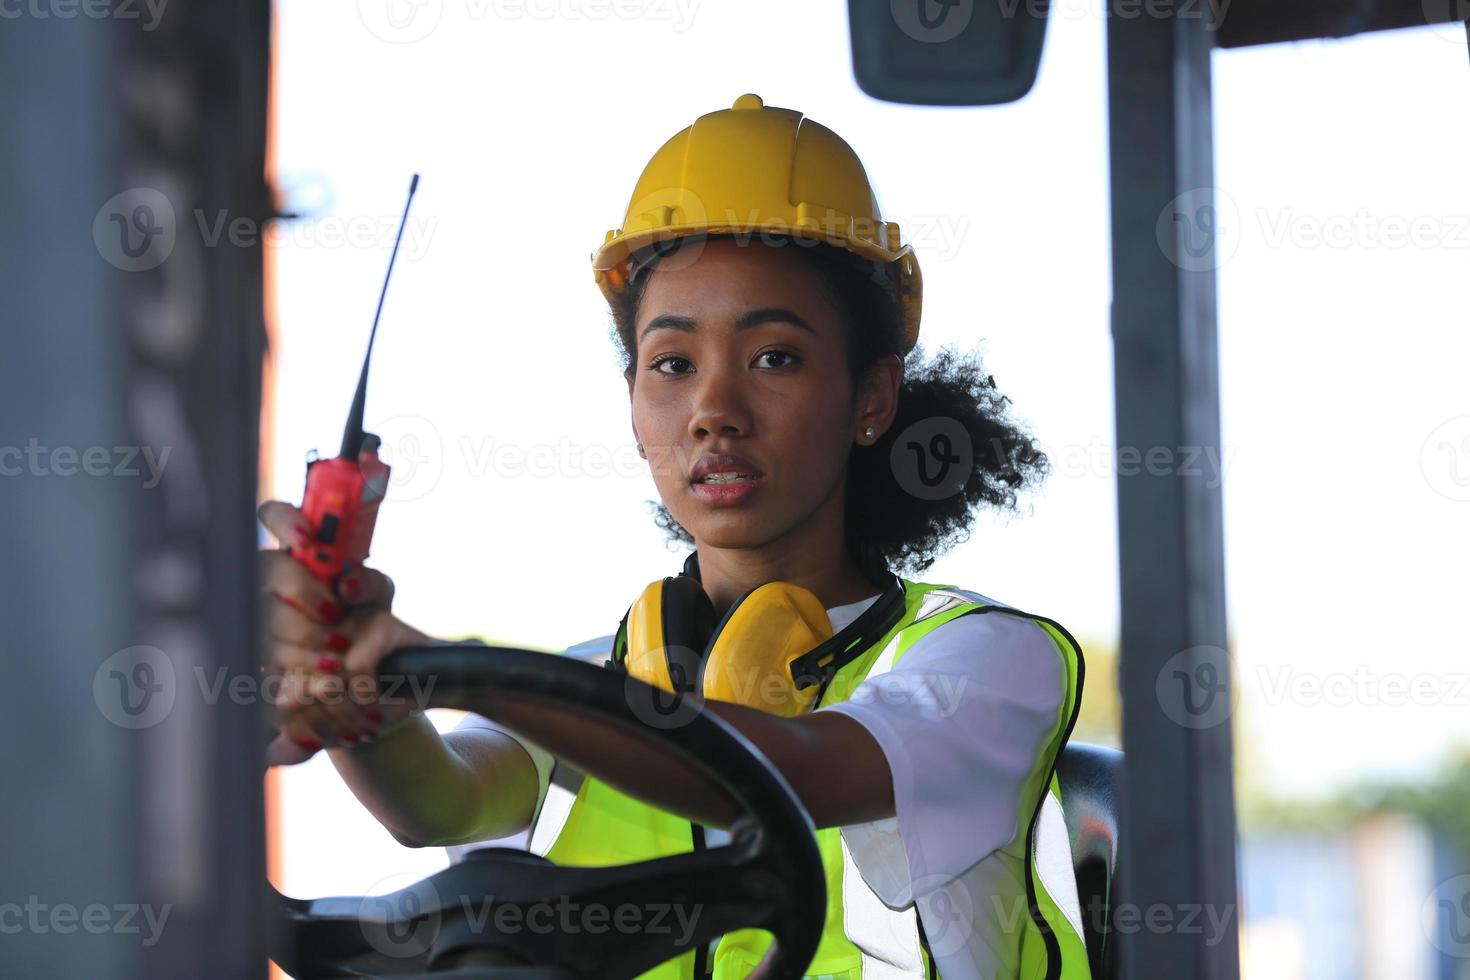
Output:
[267,643,827,979]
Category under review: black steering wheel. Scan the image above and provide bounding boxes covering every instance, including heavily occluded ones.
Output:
[267,644,827,979]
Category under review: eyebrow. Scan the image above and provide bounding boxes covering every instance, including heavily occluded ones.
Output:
[638,307,817,344]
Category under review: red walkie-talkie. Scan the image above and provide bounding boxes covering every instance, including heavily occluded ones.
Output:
[288,174,419,590]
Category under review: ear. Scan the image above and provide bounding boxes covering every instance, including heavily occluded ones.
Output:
[856,353,903,439]
[627,375,638,447]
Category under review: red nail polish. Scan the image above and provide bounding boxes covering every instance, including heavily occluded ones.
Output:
[293,526,311,544]
[342,577,363,601]
[326,632,351,654]
[368,709,384,725]
[342,734,359,745]
[316,599,341,622]
[292,737,320,752]
[316,655,342,673]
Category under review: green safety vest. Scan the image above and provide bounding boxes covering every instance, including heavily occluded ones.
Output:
[529,579,1091,980]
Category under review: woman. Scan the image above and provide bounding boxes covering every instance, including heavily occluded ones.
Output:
[259,94,1090,980]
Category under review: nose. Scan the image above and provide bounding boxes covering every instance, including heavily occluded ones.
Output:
[686,359,754,441]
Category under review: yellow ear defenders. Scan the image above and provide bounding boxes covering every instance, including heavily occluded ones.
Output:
[609,551,908,717]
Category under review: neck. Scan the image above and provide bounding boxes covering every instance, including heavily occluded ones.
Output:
[691,543,883,615]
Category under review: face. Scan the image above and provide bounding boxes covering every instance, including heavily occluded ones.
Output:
[627,238,883,553]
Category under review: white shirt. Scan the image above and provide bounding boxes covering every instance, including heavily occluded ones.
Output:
[447,588,1076,979]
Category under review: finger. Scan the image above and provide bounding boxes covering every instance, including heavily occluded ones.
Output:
[269,615,383,743]
[260,550,343,625]
[337,565,395,610]
[266,732,317,767]
[268,700,335,759]
[257,499,310,549]
[262,590,352,652]
[311,657,381,745]
[345,614,435,725]
[343,610,430,677]
[270,641,350,678]
[269,654,361,746]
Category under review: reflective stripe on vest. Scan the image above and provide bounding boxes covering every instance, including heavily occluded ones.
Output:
[524,579,1089,980]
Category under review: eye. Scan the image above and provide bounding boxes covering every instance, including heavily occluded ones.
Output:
[756,349,802,369]
[649,354,692,376]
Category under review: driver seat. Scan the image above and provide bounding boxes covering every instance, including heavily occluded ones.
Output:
[1055,742,1122,980]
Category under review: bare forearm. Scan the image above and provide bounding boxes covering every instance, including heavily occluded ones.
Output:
[459,694,894,831]
[326,714,536,846]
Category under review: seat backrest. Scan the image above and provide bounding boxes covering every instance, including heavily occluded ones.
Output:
[1055,742,1123,980]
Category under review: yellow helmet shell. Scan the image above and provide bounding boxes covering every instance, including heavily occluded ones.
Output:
[592,93,923,353]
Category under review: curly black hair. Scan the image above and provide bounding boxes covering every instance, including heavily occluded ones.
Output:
[606,233,1050,579]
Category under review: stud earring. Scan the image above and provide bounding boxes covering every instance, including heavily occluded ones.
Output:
[862,427,875,442]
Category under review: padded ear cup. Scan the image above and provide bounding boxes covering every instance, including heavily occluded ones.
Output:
[623,575,716,695]
[701,582,833,717]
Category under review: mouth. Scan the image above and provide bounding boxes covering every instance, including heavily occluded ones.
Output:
[691,472,760,485]
[688,472,764,506]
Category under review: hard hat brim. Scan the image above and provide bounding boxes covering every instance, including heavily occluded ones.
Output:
[592,225,922,354]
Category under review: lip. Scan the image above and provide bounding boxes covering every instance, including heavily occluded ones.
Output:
[689,452,764,484]
[689,474,764,507]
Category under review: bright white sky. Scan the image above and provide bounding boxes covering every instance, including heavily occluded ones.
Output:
[267,0,1470,900]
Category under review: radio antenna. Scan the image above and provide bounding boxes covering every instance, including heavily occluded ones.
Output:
[341,173,419,458]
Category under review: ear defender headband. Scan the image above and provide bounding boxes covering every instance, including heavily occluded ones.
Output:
[611,551,908,717]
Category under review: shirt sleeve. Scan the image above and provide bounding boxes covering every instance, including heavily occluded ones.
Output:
[442,711,556,862]
[820,608,1069,908]
[441,635,615,863]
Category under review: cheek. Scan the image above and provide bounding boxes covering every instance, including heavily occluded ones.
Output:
[631,391,686,484]
[765,396,853,480]
[632,387,679,439]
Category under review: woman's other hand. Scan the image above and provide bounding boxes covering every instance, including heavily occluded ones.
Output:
[257,499,430,766]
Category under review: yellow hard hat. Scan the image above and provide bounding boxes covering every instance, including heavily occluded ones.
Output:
[592,93,923,353]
